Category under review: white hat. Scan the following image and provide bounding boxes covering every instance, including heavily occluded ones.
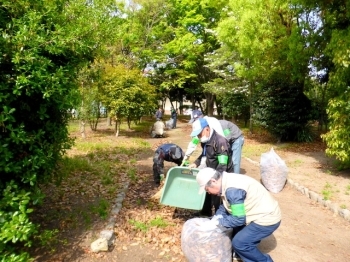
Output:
[190,118,208,137]
[196,167,216,194]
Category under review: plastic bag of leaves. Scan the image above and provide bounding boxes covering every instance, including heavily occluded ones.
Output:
[260,147,288,193]
[165,118,174,130]
[181,217,233,262]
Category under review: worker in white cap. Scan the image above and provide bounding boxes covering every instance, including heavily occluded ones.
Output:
[196,167,281,262]
[188,118,232,216]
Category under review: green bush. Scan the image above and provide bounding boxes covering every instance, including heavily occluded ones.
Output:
[0,0,114,258]
[253,73,313,142]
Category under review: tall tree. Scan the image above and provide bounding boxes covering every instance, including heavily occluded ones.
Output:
[216,0,315,134]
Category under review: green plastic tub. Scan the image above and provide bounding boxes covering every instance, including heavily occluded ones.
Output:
[160,167,205,210]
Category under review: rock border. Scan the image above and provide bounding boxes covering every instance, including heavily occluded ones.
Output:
[244,157,350,223]
[90,181,130,253]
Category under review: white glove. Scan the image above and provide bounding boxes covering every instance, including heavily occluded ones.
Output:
[199,219,219,231]
[211,214,223,222]
[184,140,198,157]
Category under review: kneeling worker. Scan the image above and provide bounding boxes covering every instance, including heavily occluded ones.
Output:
[153,143,185,186]
[151,118,166,138]
[196,167,281,262]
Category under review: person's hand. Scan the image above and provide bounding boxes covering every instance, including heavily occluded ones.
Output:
[200,219,219,231]
[211,214,223,222]
[188,163,197,169]
[180,156,188,166]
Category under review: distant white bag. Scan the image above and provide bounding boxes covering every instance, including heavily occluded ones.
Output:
[165,118,173,129]
[181,218,232,262]
[260,148,288,193]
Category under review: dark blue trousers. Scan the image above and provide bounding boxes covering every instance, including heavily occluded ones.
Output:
[232,221,281,262]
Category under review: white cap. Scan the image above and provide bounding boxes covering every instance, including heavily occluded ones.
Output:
[196,167,216,194]
[190,118,208,137]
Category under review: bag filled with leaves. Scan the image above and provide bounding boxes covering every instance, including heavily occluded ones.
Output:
[260,147,288,193]
[165,118,174,129]
[181,217,233,262]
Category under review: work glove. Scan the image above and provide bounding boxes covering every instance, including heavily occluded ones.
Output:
[199,219,219,231]
[180,156,189,167]
[211,214,223,223]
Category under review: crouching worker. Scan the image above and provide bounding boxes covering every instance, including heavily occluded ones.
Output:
[153,144,185,186]
[151,118,166,138]
[196,167,281,262]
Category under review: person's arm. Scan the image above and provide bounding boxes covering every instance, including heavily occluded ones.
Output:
[183,137,200,159]
[216,188,246,228]
[215,138,231,173]
[193,143,205,167]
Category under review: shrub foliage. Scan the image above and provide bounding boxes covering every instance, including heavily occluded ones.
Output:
[253,73,313,142]
[0,0,112,259]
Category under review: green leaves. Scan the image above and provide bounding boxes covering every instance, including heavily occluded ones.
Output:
[100,64,157,122]
[1,0,120,259]
[0,181,37,247]
[322,95,350,165]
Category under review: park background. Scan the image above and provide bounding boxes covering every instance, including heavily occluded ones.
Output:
[1,0,350,261]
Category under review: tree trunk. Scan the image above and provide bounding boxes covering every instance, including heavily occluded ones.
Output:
[205,93,215,116]
[115,119,120,137]
[249,82,254,134]
[127,116,131,130]
[80,120,86,138]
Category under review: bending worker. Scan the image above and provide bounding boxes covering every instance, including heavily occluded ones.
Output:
[196,167,281,262]
[219,119,244,173]
[183,113,225,165]
[183,115,244,174]
[153,143,184,186]
[188,118,232,216]
[150,118,166,138]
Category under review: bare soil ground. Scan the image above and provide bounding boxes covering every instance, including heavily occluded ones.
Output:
[32,118,350,262]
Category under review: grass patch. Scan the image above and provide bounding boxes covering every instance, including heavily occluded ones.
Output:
[322,182,333,200]
[74,140,114,152]
[129,217,170,232]
[242,143,291,158]
[288,159,304,168]
[90,198,110,219]
[127,167,138,181]
[31,118,155,257]
[242,144,273,159]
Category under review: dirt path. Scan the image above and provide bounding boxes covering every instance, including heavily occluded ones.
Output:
[73,119,350,262]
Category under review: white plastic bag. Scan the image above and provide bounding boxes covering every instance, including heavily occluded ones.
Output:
[165,118,173,129]
[260,147,288,193]
[181,218,233,262]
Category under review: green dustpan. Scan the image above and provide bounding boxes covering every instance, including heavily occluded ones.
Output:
[160,167,205,210]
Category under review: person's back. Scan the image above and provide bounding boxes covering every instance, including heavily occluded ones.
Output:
[203,116,225,137]
[153,143,184,185]
[219,119,242,142]
[151,119,165,137]
[155,107,163,120]
[221,172,281,225]
[219,119,244,173]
